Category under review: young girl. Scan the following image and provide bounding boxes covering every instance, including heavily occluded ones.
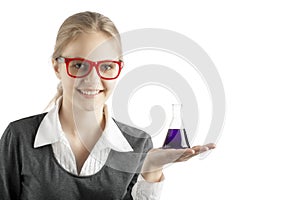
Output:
[0,11,215,199]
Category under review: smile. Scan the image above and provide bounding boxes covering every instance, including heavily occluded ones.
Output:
[77,89,104,96]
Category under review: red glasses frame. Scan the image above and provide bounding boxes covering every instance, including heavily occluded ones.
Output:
[56,56,123,80]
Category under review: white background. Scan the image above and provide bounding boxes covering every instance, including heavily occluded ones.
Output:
[1,0,300,199]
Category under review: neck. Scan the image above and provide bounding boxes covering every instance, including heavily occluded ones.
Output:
[59,99,105,148]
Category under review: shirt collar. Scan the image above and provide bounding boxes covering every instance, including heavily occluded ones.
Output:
[34,97,133,152]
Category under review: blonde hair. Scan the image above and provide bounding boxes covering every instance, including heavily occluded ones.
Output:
[47,11,122,109]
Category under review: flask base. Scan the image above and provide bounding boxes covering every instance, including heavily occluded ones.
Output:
[162,129,191,149]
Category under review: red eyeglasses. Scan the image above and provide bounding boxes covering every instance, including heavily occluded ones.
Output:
[56,57,123,80]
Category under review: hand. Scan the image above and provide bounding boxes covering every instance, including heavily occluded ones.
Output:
[141,143,216,182]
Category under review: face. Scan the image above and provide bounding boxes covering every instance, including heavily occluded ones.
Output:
[53,32,121,112]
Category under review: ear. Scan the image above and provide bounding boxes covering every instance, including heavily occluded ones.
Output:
[52,58,61,79]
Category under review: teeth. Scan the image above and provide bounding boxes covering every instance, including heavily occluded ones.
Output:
[79,90,101,95]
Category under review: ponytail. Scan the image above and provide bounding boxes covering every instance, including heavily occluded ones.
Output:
[45,82,63,111]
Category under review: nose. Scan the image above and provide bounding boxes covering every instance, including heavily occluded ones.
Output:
[85,66,99,81]
[83,66,106,88]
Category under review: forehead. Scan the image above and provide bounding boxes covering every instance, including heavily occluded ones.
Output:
[62,32,121,61]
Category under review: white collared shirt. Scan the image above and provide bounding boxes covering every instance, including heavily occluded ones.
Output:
[34,97,163,199]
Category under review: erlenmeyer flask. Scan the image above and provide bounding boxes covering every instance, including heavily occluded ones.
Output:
[162,104,191,149]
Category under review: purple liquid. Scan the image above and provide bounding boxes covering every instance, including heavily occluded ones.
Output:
[162,129,190,149]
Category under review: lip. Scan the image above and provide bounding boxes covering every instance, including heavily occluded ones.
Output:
[76,88,104,98]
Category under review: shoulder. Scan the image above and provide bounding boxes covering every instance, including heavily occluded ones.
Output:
[9,113,47,132]
[112,118,150,139]
[2,113,47,142]
[112,118,153,152]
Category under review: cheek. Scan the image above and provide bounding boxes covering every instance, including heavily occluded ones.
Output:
[60,72,76,92]
[103,80,117,93]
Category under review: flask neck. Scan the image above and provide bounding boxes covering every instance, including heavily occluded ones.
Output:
[169,104,183,129]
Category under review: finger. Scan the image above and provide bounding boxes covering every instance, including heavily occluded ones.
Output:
[175,157,189,162]
[190,145,209,154]
[184,148,196,155]
[175,155,190,162]
[175,153,198,162]
[194,143,216,152]
[191,145,201,153]
[189,144,216,155]
[199,146,210,153]
[204,143,216,149]
[174,144,216,162]
[175,150,198,162]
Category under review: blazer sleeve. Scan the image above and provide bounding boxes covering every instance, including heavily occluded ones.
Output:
[0,124,21,200]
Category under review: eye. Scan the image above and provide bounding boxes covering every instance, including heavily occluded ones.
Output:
[100,63,115,72]
[70,62,89,70]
